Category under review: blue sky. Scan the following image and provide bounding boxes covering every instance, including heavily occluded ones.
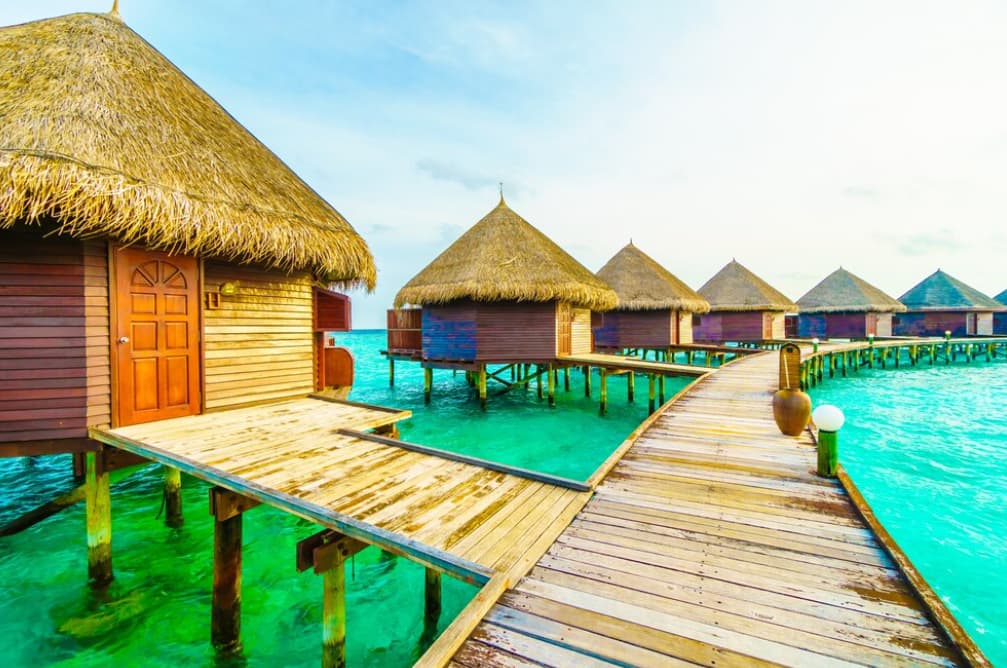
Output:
[6,2,1007,327]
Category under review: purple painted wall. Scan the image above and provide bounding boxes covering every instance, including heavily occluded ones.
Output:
[894,311,971,337]
[592,310,672,348]
[693,311,766,342]
[421,300,558,362]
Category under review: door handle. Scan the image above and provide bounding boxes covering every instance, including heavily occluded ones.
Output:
[118,336,129,344]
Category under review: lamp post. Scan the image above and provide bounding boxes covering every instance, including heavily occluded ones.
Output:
[811,337,819,353]
[812,404,844,477]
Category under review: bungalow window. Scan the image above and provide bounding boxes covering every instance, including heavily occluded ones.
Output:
[692,314,702,327]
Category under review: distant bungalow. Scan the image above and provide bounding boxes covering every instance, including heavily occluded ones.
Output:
[592,242,709,350]
[693,260,797,343]
[796,267,906,339]
[391,197,617,364]
[894,270,1004,336]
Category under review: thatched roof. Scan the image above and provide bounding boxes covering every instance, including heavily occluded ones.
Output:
[697,259,797,312]
[898,270,1005,312]
[796,267,906,314]
[595,242,709,313]
[0,10,375,289]
[394,197,618,310]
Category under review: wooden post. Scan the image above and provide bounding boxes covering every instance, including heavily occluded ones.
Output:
[389,359,395,387]
[648,374,656,413]
[583,365,591,397]
[563,367,570,392]
[599,369,608,415]
[478,365,488,410]
[164,466,183,528]
[423,568,442,642]
[536,364,543,400]
[85,450,113,587]
[296,530,368,668]
[423,367,432,404]
[817,430,839,477]
[210,489,260,653]
[659,374,666,404]
[627,372,635,403]
[546,363,555,407]
[212,512,243,651]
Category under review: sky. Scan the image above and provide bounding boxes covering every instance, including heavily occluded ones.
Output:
[6,1,1007,327]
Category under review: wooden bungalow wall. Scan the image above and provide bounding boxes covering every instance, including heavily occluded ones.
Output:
[0,230,111,443]
[995,313,1007,335]
[203,262,315,410]
[894,311,993,337]
[421,300,566,362]
[593,310,671,348]
[569,307,592,355]
[678,311,693,344]
[797,312,892,339]
[694,311,784,342]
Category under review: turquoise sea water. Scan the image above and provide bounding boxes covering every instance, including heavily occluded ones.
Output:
[0,329,665,666]
[811,359,1007,665]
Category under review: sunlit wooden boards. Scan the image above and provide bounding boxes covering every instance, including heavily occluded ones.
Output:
[90,396,589,581]
[559,352,708,377]
[448,353,970,667]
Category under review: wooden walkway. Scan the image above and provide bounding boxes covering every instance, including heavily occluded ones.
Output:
[559,352,709,377]
[89,396,590,582]
[443,350,977,667]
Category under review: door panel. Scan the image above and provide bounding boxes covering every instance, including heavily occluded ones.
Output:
[115,247,200,426]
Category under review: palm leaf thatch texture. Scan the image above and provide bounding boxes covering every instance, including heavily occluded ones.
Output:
[0,10,375,289]
[898,270,1004,312]
[797,267,906,314]
[394,197,618,311]
[697,259,797,312]
[596,242,709,313]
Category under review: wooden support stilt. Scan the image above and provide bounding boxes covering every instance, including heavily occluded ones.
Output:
[423,367,432,404]
[648,374,656,413]
[659,374,666,404]
[563,367,570,392]
[423,568,442,642]
[389,359,395,387]
[211,494,244,652]
[546,364,555,407]
[584,366,591,397]
[478,366,487,410]
[85,450,112,587]
[599,369,608,415]
[627,372,635,403]
[536,364,543,400]
[296,529,368,668]
[164,466,183,528]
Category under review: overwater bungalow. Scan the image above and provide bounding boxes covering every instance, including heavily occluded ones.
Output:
[592,242,710,350]
[693,259,797,343]
[388,196,617,403]
[894,270,1004,336]
[0,7,371,454]
[795,267,906,339]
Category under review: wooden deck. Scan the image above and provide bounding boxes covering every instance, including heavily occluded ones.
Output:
[559,352,710,376]
[89,396,590,583]
[443,350,978,667]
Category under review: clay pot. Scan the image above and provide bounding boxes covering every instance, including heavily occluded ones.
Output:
[772,389,811,436]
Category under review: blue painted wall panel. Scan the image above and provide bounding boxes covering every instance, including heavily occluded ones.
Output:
[797,315,827,338]
[422,308,477,361]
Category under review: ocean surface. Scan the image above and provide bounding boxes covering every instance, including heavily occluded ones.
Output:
[0,329,670,666]
[810,358,1007,665]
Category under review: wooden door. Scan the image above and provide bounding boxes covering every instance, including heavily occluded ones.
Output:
[762,312,774,340]
[114,247,200,426]
[966,313,977,335]
[556,302,572,356]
